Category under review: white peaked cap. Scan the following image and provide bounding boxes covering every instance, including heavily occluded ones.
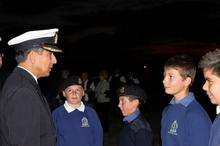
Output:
[7,28,62,53]
[8,28,58,45]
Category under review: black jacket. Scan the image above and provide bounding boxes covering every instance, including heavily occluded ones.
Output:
[0,67,56,146]
[117,114,152,146]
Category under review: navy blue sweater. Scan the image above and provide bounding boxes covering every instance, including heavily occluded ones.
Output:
[161,98,211,146]
[209,114,220,146]
[52,105,103,146]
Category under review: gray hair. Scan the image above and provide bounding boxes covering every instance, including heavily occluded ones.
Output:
[199,49,220,76]
[15,47,44,63]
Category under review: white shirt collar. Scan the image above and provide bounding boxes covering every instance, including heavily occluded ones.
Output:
[64,101,85,113]
[17,66,38,83]
[216,106,220,115]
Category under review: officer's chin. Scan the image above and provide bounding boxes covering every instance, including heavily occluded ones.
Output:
[39,72,50,78]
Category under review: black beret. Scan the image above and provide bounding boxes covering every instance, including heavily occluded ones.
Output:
[60,76,82,91]
[119,85,147,103]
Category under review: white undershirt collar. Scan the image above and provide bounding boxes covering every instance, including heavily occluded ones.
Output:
[64,101,85,113]
[17,66,38,83]
[216,106,220,115]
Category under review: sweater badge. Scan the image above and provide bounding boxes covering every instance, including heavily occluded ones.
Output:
[168,120,178,135]
[81,117,90,128]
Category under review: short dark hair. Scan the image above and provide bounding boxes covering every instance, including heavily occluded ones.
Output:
[199,49,220,77]
[164,54,196,83]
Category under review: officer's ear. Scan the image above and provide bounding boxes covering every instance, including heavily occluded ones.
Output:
[28,50,41,64]
[27,51,35,64]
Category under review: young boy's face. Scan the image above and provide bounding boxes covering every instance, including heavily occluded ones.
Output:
[118,96,139,117]
[203,69,220,105]
[163,67,189,99]
[63,85,84,106]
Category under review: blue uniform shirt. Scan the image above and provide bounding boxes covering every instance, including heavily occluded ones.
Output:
[123,110,140,123]
[161,92,212,146]
[169,92,194,106]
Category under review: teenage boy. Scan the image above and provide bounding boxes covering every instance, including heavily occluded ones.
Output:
[161,54,211,146]
[52,76,103,146]
[117,84,152,146]
[199,49,220,146]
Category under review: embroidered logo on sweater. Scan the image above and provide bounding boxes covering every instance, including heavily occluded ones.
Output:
[168,120,178,135]
[81,117,90,127]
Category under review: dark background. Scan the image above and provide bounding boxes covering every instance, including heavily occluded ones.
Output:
[1,0,220,63]
[1,0,220,75]
[0,0,219,144]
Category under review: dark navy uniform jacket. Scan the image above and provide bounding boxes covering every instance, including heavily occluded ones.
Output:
[117,112,152,146]
[0,67,56,146]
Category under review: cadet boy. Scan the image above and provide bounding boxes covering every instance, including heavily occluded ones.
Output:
[0,28,62,146]
[52,76,103,146]
[161,54,211,146]
[199,49,220,146]
[117,84,152,146]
